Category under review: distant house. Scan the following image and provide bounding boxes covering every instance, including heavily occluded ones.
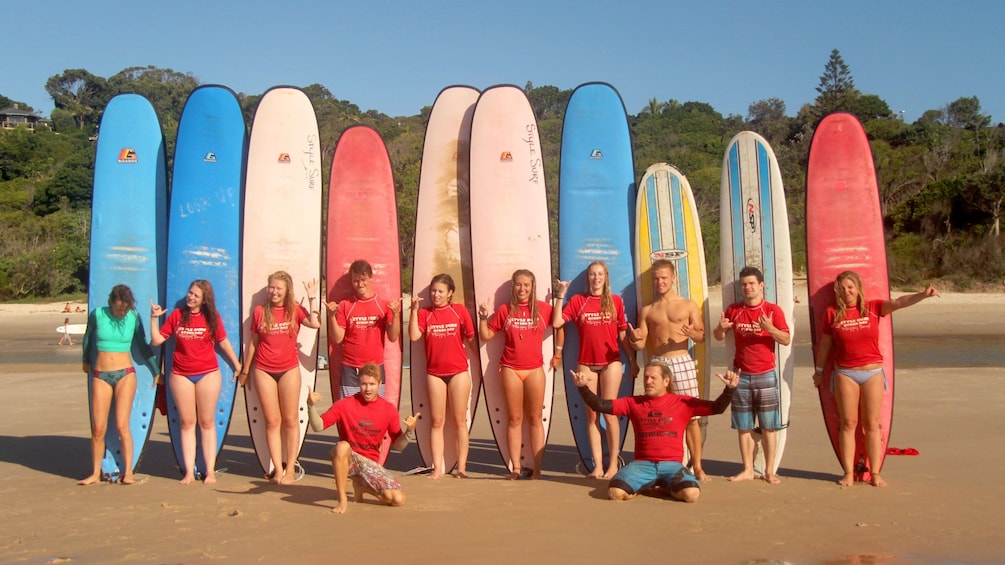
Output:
[1,104,50,131]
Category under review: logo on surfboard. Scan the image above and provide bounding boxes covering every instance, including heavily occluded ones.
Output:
[203,152,217,163]
[590,148,604,159]
[746,197,758,233]
[277,153,291,163]
[650,249,688,261]
[500,151,513,161]
[117,148,138,163]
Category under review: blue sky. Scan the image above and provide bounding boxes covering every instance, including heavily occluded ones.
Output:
[5,0,1004,123]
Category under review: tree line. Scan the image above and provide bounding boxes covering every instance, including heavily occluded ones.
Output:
[1,50,1002,300]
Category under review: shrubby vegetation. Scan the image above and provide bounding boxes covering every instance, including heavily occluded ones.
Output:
[1,51,1002,299]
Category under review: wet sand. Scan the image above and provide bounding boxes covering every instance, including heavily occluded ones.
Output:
[1,289,1004,564]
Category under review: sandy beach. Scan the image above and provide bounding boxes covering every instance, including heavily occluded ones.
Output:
[2,287,1004,564]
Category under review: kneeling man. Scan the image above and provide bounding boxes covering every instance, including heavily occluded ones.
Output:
[572,360,738,502]
[308,362,419,514]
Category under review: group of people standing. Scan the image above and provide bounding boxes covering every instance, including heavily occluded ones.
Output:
[78,256,937,511]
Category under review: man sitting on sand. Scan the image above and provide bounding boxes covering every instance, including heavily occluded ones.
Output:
[571,360,738,503]
[307,362,418,514]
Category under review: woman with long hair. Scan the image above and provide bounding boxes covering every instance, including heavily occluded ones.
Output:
[79,284,159,485]
[813,270,938,487]
[478,269,552,480]
[239,271,321,484]
[409,273,476,479]
[151,280,241,484]
[552,261,630,479]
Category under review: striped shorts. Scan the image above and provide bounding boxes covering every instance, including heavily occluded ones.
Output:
[652,355,700,421]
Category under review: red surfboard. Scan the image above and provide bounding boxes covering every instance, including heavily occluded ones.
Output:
[806,112,893,483]
[326,125,402,464]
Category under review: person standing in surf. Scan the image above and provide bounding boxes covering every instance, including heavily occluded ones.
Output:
[552,261,634,479]
[626,259,709,481]
[327,259,402,399]
[571,360,738,502]
[478,269,552,480]
[714,265,790,485]
[239,271,321,484]
[150,280,242,485]
[408,273,476,479]
[813,271,938,487]
[79,284,160,485]
[59,317,73,346]
[306,362,419,514]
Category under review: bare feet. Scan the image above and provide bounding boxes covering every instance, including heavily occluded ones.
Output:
[838,473,855,487]
[728,470,757,482]
[585,471,602,479]
[602,466,618,480]
[428,468,444,480]
[763,473,781,485]
[528,470,542,480]
[694,469,712,483]
[278,472,296,485]
[505,469,521,480]
[77,474,101,486]
[179,474,196,485]
[120,475,136,485]
[332,497,349,514]
[203,473,217,485]
[870,474,887,487]
[454,470,469,479]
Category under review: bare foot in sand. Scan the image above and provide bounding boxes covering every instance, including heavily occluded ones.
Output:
[763,473,781,485]
[838,473,855,487]
[203,473,217,485]
[332,496,349,514]
[77,474,101,486]
[278,471,296,485]
[120,474,136,485]
[179,474,196,485]
[870,474,887,487]
[728,470,757,482]
[528,470,542,480]
[454,470,469,479]
[585,471,602,479]
[428,469,444,480]
[694,469,712,483]
[505,469,522,480]
[602,466,618,479]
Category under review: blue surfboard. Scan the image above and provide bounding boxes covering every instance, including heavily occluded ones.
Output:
[165,85,246,477]
[558,82,636,474]
[88,93,167,478]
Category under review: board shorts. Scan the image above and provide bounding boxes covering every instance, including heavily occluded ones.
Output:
[340,364,386,400]
[652,355,700,421]
[347,449,401,493]
[609,460,698,496]
[92,366,135,388]
[730,369,781,431]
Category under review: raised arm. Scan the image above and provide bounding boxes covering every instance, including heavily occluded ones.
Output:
[551,280,569,328]
[327,301,346,344]
[387,296,403,343]
[478,302,496,341]
[149,301,168,346]
[408,296,423,342]
[881,284,939,316]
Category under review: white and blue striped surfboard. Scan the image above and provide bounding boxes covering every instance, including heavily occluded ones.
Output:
[720,131,794,473]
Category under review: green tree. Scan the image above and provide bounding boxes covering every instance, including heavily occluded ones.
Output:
[814,49,855,116]
[45,69,110,131]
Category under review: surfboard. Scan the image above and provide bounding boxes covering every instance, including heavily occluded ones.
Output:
[635,163,712,442]
[469,84,555,473]
[88,93,167,479]
[558,82,635,474]
[242,86,322,477]
[720,131,794,474]
[806,112,893,483]
[410,86,482,474]
[326,124,401,465]
[165,85,246,477]
[57,324,87,335]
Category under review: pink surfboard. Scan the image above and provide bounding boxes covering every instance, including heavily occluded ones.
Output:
[242,87,322,477]
[410,86,483,473]
[806,112,894,483]
[469,85,555,473]
[326,125,401,465]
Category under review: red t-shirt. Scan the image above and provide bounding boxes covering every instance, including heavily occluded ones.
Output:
[418,303,475,377]
[724,300,789,374]
[252,304,309,373]
[487,300,552,370]
[336,295,395,368]
[823,299,885,367]
[160,309,226,375]
[561,294,628,365]
[611,393,719,462]
[318,393,403,462]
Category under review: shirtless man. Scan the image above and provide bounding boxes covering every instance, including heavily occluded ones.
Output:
[627,259,708,481]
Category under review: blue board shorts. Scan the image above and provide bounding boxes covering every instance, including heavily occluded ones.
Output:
[609,460,698,496]
[730,369,781,431]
